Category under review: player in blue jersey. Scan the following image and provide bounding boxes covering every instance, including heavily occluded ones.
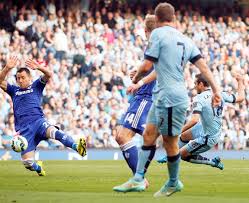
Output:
[0,56,87,176]
[113,15,156,189]
[113,3,221,197]
[157,73,245,168]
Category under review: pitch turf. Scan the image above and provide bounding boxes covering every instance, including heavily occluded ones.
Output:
[0,160,249,203]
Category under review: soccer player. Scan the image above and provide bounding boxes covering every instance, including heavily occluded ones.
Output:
[157,73,245,168]
[113,15,156,187]
[0,56,87,176]
[113,3,221,197]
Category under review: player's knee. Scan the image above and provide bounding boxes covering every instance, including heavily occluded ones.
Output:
[22,159,35,171]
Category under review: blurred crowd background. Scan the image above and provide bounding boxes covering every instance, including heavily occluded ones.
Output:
[0,0,248,150]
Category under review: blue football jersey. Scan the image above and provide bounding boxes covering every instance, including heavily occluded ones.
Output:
[135,66,155,100]
[6,78,46,131]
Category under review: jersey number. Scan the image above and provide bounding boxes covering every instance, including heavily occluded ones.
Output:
[124,113,134,124]
[213,102,224,117]
[177,42,185,69]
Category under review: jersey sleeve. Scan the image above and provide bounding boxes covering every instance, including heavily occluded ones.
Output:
[221,92,236,103]
[144,29,160,62]
[189,42,202,64]
[32,77,46,93]
[192,96,203,114]
[6,83,17,97]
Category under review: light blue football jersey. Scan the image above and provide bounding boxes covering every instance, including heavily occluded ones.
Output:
[192,90,236,137]
[145,26,202,107]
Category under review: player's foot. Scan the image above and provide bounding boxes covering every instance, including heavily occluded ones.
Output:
[157,156,167,164]
[153,180,184,197]
[113,178,146,193]
[37,161,46,176]
[77,138,87,157]
[212,156,224,170]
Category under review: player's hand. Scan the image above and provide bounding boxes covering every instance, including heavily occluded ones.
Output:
[126,83,140,94]
[212,92,222,107]
[25,58,40,70]
[5,56,18,69]
[129,69,137,80]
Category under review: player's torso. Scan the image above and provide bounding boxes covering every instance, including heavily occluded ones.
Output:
[154,26,194,107]
[12,84,44,128]
[135,67,155,100]
[198,90,223,137]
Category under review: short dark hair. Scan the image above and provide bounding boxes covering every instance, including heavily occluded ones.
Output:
[196,74,209,87]
[16,67,31,78]
[155,3,175,23]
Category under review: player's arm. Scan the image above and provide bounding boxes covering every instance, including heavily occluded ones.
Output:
[127,70,156,94]
[234,74,245,103]
[132,59,154,84]
[194,58,221,106]
[181,113,200,133]
[0,56,18,91]
[25,59,52,82]
[133,29,160,84]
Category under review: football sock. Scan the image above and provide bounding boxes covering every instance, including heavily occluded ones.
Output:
[184,155,215,166]
[31,162,41,173]
[178,136,189,148]
[167,153,181,187]
[134,145,156,181]
[55,130,75,149]
[120,141,138,175]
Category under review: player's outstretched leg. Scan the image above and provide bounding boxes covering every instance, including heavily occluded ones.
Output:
[183,155,224,170]
[47,127,87,157]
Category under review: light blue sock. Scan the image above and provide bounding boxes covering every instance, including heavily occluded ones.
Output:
[185,155,215,166]
[134,145,156,181]
[167,153,181,187]
[31,162,41,173]
[178,137,188,148]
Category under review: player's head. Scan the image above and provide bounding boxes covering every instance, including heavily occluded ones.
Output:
[16,68,32,89]
[195,74,210,94]
[155,3,175,24]
[144,14,156,39]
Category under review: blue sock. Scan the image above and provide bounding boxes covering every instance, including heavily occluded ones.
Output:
[121,141,138,175]
[167,153,181,187]
[134,145,156,181]
[55,130,75,149]
[31,162,41,173]
[178,136,188,148]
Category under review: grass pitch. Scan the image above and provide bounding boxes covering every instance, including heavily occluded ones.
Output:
[0,160,249,203]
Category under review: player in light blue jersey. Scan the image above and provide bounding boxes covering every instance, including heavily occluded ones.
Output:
[113,15,156,190]
[113,3,221,197]
[0,56,87,176]
[157,73,245,169]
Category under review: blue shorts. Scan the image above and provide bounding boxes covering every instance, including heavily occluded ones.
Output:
[147,101,188,136]
[120,97,152,135]
[186,122,219,155]
[17,118,50,155]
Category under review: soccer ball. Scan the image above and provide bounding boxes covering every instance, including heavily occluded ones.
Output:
[11,136,28,152]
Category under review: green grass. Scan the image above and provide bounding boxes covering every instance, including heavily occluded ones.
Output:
[0,160,249,203]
